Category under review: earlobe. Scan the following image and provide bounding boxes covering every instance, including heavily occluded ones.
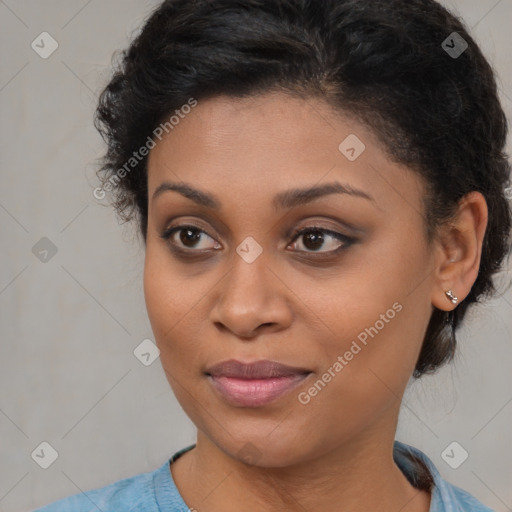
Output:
[430,191,489,311]
[444,289,458,305]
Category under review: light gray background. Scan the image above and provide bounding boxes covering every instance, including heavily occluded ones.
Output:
[1,1,511,511]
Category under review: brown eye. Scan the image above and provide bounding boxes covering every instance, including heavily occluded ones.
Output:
[160,225,220,251]
[178,227,203,248]
[301,230,326,251]
[289,227,354,254]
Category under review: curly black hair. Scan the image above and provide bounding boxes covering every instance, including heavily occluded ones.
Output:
[93,0,512,492]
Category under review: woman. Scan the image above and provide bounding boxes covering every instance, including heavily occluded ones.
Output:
[36,0,511,510]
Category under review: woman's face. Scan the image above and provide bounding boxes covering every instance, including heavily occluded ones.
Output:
[144,92,438,467]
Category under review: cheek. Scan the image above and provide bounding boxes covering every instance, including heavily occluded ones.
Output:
[293,303,422,450]
[143,265,178,338]
[143,260,199,407]
[143,240,196,328]
[143,247,191,352]
[143,246,210,372]
[304,234,431,402]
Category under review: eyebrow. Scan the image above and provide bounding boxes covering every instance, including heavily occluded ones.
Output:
[151,181,374,210]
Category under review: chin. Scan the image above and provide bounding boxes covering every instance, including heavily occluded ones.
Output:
[207,426,318,469]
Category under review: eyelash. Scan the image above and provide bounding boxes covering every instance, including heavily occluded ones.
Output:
[159,223,355,258]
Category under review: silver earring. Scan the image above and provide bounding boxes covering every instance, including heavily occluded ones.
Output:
[445,289,458,304]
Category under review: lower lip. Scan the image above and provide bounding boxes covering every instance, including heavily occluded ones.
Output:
[207,373,311,407]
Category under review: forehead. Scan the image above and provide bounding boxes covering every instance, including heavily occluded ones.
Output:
[146,92,422,215]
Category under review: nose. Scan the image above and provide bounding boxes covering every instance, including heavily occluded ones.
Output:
[209,249,293,339]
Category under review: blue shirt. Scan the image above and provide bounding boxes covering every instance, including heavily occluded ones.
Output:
[34,440,495,511]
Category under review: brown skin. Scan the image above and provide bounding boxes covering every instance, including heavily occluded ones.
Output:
[143,92,488,512]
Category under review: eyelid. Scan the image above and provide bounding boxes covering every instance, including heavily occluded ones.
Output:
[160,221,356,256]
[287,225,354,253]
[159,223,219,249]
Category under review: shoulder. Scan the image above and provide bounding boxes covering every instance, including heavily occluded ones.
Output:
[33,461,166,512]
[441,481,497,512]
[394,440,496,512]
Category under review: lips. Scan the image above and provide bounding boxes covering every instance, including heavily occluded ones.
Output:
[205,359,311,379]
[205,359,312,407]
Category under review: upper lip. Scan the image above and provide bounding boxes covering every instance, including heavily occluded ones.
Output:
[205,359,311,379]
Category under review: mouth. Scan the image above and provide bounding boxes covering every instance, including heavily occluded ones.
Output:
[205,359,312,407]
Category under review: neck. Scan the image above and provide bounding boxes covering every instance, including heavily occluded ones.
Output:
[171,413,431,512]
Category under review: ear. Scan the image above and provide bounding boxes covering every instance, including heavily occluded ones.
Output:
[430,191,488,311]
